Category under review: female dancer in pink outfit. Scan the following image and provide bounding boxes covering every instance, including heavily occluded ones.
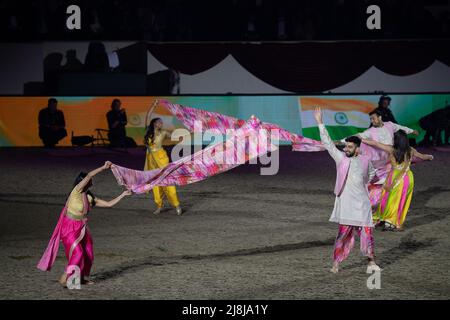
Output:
[37,161,131,287]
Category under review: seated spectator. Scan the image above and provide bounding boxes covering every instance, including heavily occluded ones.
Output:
[38,98,67,148]
[106,99,137,148]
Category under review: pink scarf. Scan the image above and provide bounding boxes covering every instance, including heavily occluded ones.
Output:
[160,99,325,152]
[111,116,278,193]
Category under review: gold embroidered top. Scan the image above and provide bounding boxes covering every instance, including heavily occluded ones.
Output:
[148,130,169,152]
[67,187,94,216]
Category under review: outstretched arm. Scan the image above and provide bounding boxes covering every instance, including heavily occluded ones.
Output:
[314,107,344,163]
[411,148,434,161]
[76,161,112,191]
[392,123,419,136]
[361,138,394,154]
[95,190,132,208]
[337,130,367,145]
[149,99,158,118]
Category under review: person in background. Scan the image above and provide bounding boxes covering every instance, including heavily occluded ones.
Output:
[38,98,67,148]
[373,94,418,147]
[373,95,397,124]
[106,99,136,148]
[337,109,419,211]
[84,41,109,72]
[62,49,84,72]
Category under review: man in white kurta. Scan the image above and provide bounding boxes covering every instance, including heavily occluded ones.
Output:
[325,129,376,228]
[314,107,381,274]
[337,109,419,212]
[340,108,418,185]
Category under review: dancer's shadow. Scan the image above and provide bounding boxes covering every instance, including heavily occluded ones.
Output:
[92,237,336,282]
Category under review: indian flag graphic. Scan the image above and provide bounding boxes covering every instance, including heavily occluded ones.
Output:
[299,97,376,140]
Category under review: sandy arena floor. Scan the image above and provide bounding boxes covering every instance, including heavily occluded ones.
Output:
[0,146,449,299]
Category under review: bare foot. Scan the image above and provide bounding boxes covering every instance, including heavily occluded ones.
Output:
[330,264,339,274]
[82,279,95,285]
[59,273,67,287]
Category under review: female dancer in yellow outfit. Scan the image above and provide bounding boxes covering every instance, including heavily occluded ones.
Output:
[144,118,182,215]
[362,130,433,231]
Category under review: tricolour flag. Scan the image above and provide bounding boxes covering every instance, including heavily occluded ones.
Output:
[299,97,376,140]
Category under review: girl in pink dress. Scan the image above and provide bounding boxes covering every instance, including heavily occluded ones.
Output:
[37,161,131,287]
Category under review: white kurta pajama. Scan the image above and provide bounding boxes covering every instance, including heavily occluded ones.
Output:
[321,124,376,227]
[319,124,376,263]
[330,158,375,227]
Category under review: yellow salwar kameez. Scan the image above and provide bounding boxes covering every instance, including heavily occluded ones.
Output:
[373,154,414,228]
[144,130,180,208]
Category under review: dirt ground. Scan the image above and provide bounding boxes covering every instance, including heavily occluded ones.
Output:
[0,146,449,300]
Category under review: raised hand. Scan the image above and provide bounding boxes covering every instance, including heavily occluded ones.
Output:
[314,107,323,125]
[103,161,112,169]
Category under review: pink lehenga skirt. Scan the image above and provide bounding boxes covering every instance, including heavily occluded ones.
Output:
[37,206,94,280]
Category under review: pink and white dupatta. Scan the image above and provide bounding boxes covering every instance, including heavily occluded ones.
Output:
[111,116,278,193]
[160,99,325,152]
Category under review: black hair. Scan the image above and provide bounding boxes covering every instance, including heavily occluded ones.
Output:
[72,172,96,207]
[378,95,391,106]
[144,118,162,146]
[111,98,121,109]
[48,98,57,105]
[345,135,361,147]
[392,130,411,164]
[369,109,383,117]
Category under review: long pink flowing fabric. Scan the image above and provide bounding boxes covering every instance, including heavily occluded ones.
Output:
[157,100,391,208]
[111,116,278,194]
[37,207,67,271]
[159,99,325,152]
[122,101,423,208]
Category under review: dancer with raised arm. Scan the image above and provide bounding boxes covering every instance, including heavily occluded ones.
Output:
[144,118,183,215]
[337,108,419,209]
[314,107,381,274]
[362,131,433,231]
[37,161,131,287]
